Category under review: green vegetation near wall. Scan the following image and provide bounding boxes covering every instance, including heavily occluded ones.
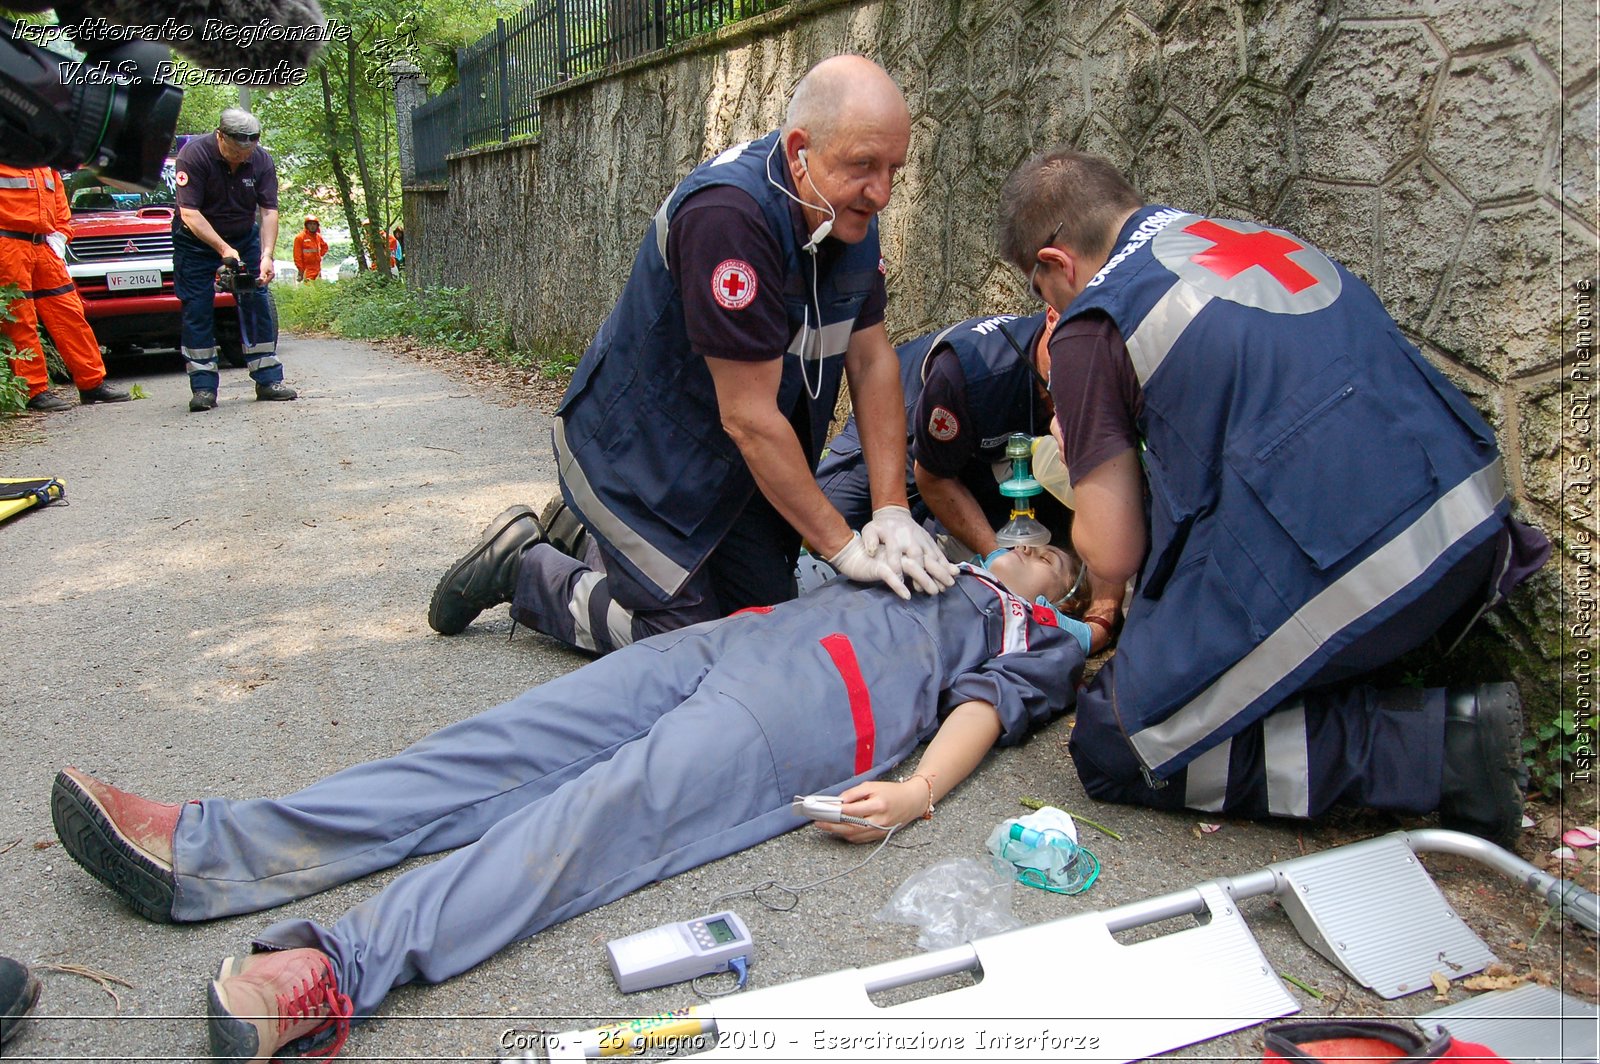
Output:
[274,276,579,381]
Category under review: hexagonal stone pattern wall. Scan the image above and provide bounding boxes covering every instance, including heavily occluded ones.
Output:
[406,0,1594,702]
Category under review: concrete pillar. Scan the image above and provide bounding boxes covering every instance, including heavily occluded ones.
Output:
[390,60,426,185]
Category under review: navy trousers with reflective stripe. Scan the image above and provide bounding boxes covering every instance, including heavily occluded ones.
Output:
[510,489,800,655]
[1070,523,1498,818]
[173,227,282,392]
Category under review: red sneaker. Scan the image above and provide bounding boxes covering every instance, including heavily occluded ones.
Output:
[207,948,353,1062]
[51,767,183,922]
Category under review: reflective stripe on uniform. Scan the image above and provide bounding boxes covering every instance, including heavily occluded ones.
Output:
[566,570,635,653]
[652,194,672,264]
[1125,279,1215,385]
[553,416,692,596]
[27,284,76,300]
[1263,699,1310,817]
[0,176,33,189]
[787,317,853,363]
[1183,738,1231,812]
[1131,458,1508,774]
[246,353,282,373]
[184,346,219,375]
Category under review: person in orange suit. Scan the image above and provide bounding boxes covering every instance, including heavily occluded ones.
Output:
[0,164,131,411]
[360,220,397,271]
[292,216,328,281]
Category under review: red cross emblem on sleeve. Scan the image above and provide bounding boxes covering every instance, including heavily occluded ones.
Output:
[711,259,757,310]
[928,406,959,442]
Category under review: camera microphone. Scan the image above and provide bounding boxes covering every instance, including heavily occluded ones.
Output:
[1,0,331,187]
[54,0,330,80]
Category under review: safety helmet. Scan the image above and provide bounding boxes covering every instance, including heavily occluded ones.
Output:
[305,215,319,224]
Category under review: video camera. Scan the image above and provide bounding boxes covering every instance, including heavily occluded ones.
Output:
[0,17,181,191]
[0,0,331,191]
[214,257,257,294]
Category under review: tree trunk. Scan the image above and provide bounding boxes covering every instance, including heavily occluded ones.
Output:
[319,64,366,273]
[346,35,393,280]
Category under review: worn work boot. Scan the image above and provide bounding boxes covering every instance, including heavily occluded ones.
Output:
[255,381,298,402]
[208,948,352,1063]
[189,389,218,412]
[0,955,40,1047]
[51,767,184,923]
[25,390,71,412]
[1438,682,1528,849]
[77,382,132,404]
[539,494,591,561]
[428,505,544,635]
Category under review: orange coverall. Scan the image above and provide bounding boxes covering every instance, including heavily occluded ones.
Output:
[0,164,108,397]
[293,228,329,280]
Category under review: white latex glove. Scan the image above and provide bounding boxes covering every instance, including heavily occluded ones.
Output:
[861,505,959,595]
[46,232,67,260]
[827,531,910,600]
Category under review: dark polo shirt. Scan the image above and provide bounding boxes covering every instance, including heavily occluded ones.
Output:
[172,134,278,241]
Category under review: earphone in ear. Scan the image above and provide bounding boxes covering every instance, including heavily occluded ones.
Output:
[794,147,834,251]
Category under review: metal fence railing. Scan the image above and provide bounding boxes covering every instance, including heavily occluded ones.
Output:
[410,0,786,183]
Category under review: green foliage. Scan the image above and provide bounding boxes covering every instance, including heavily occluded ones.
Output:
[1524,708,1580,797]
[0,362,26,416]
[0,283,27,415]
[275,275,514,358]
[174,79,242,136]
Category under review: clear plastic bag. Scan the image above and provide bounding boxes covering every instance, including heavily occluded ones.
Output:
[1031,435,1075,509]
[873,857,1022,950]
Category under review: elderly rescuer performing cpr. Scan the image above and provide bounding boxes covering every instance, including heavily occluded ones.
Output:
[51,545,1089,1061]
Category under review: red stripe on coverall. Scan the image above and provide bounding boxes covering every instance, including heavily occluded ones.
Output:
[819,633,874,773]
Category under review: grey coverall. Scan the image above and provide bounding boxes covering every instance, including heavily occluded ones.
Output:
[166,569,1083,1014]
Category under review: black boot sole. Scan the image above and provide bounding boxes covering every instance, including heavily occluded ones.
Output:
[428,504,537,635]
[50,771,177,924]
[207,965,263,1062]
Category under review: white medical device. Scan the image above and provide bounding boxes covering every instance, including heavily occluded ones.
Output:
[606,911,754,993]
[791,793,844,822]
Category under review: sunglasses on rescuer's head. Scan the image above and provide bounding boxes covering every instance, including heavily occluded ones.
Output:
[1029,221,1065,304]
[223,131,261,143]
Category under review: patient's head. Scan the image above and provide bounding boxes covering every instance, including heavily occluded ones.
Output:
[987,544,1080,608]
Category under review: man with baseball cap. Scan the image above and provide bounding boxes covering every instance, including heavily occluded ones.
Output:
[171,107,297,411]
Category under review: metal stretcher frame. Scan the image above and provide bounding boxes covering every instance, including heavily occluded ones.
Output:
[509,829,1598,1063]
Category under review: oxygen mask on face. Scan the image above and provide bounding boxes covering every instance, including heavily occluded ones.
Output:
[994,433,1052,548]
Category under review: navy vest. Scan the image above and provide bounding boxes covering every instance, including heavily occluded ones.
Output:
[553,132,882,599]
[924,311,1051,467]
[1065,206,1510,773]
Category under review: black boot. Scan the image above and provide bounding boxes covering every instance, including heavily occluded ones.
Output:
[428,505,543,635]
[0,955,40,1046]
[539,494,590,560]
[1438,682,1527,849]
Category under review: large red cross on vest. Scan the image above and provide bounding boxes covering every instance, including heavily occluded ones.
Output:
[720,271,747,300]
[1184,219,1319,294]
